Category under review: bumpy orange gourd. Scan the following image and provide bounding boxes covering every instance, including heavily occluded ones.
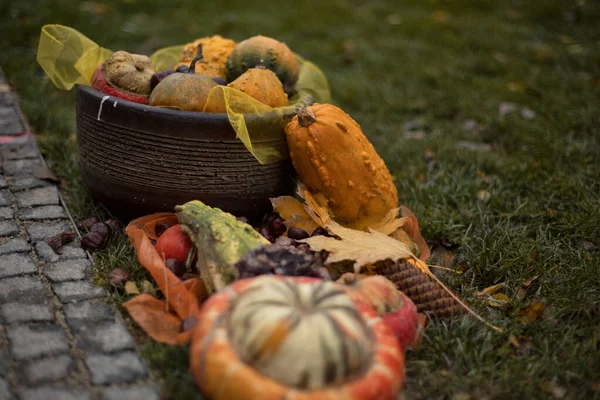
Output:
[227,61,288,108]
[176,35,236,80]
[150,48,217,112]
[285,104,398,230]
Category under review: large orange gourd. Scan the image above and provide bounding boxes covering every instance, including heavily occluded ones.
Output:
[285,104,398,230]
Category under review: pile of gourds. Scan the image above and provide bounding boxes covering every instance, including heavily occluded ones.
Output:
[91,35,297,111]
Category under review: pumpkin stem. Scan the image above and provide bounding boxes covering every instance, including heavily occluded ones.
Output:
[297,108,316,127]
[256,59,267,70]
[187,44,205,73]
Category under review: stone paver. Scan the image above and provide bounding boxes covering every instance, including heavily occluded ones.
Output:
[63,301,116,324]
[0,238,29,255]
[53,281,107,303]
[0,220,18,237]
[0,252,37,278]
[0,70,153,396]
[101,386,161,400]
[0,276,48,304]
[7,324,69,360]
[26,221,71,242]
[18,205,66,221]
[18,387,91,400]
[74,321,135,353]
[0,208,13,220]
[34,241,59,263]
[86,352,148,385]
[1,302,54,324]
[45,259,91,283]
[21,354,73,384]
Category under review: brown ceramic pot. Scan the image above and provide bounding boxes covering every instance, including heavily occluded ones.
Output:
[75,85,295,222]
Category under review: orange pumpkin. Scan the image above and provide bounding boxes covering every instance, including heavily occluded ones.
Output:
[285,104,399,230]
[190,276,405,400]
[177,35,236,80]
[227,60,288,108]
[150,46,217,112]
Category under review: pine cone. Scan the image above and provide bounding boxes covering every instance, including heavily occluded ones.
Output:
[375,259,464,318]
[233,244,331,280]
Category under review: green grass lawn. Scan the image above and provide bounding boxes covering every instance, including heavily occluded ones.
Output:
[1,0,599,398]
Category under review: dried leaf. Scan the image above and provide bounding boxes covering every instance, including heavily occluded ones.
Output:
[270,196,319,234]
[297,183,333,227]
[368,207,408,235]
[302,222,419,274]
[140,280,154,294]
[477,283,506,296]
[108,268,128,286]
[488,293,510,308]
[123,294,184,345]
[477,190,492,203]
[47,231,76,252]
[522,276,538,287]
[399,206,431,261]
[509,334,534,355]
[124,281,140,295]
[515,302,545,324]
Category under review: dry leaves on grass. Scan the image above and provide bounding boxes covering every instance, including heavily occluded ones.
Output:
[515,302,546,324]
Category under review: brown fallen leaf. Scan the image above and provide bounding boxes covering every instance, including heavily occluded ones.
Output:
[123,294,184,345]
[488,293,510,308]
[515,302,545,324]
[47,231,76,252]
[302,221,420,274]
[477,283,506,296]
[270,196,319,234]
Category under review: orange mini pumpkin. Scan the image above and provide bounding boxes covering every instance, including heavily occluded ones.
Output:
[190,275,405,400]
[150,46,217,112]
[227,60,288,108]
[285,104,399,230]
[177,35,236,80]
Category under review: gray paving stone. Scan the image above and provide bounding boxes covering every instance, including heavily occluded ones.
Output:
[63,301,116,324]
[18,205,66,221]
[15,186,59,208]
[22,353,73,384]
[86,352,148,385]
[0,253,36,278]
[1,140,38,160]
[0,191,9,207]
[0,221,17,237]
[101,386,160,400]
[0,238,29,255]
[18,387,91,400]
[0,276,48,304]
[1,302,53,324]
[2,158,43,176]
[0,177,6,190]
[7,174,51,192]
[34,241,59,263]
[6,324,69,360]
[56,241,87,260]
[26,221,70,242]
[53,281,107,303]
[0,349,9,377]
[0,208,13,220]
[45,259,91,283]
[74,321,134,353]
[0,377,10,400]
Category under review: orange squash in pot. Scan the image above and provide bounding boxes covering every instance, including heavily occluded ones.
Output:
[190,275,405,400]
[285,104,399,230]
[227,60,288,108]
[177,35,236,80]
[150,45,217,112]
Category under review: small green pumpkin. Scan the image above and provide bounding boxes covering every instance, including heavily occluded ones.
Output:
[225,35,299,96]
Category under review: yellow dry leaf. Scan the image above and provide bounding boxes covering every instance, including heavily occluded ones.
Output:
[270,196,319,234]
[487,293,510,308]
[302,221,421,274]
[367,207,408,235]
[297,183,333,227]
[124,281,140,295]
[515,302,545,324]
[477,282,506,296]
[140,280,155,294]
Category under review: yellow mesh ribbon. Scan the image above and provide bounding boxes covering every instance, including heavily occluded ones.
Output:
[37,24,330,165]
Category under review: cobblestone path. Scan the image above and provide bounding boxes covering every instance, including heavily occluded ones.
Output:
[0,70,159,399]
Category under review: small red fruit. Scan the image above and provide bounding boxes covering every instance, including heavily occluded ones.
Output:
[154,224,193,263]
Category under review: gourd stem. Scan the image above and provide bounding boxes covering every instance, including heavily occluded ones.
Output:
[187,44,205,73]
[297,107,316,127]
